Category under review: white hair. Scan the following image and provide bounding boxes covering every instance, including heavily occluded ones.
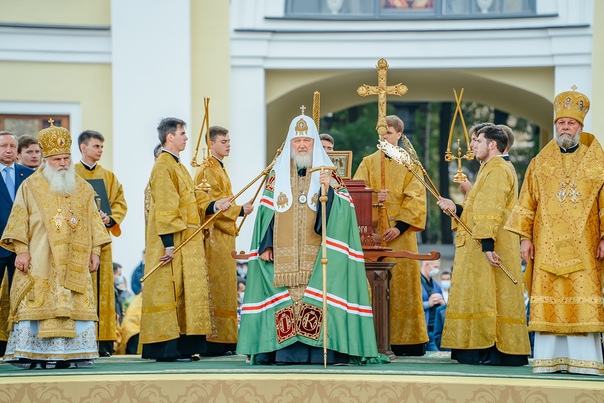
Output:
[41,161,77,196]
[554,124,582,149]
[291,146,313,169]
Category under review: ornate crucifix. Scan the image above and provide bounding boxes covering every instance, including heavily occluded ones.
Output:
[357,58,408,137]
[357,58,408,246]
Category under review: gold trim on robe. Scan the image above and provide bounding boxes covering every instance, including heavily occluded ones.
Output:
[0,170,111,338]
[75,163,128,342]
[195,156,240,344]
[140,153,213,344]
[353,150,428,346]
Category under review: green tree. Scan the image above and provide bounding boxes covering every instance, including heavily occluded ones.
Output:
[323,101,540,245]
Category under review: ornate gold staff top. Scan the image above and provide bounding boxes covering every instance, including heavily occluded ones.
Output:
[379,140,517,284]
[357,58,408,137]
[357,58,408,246]
[444,88,473,182]
[191,98,212,193]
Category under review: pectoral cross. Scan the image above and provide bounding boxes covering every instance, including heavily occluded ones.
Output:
[557,182,581,207]
[51,209,65,231]
[357,58,408,137]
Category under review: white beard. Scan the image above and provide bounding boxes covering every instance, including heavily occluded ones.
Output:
[291,149,313,169]
[41,162,77,196]
[555,127,581,149]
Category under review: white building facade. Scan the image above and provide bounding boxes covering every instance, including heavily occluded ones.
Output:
[0,0,600,278]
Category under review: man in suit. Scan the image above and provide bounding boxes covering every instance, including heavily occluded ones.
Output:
[0,131,34,355]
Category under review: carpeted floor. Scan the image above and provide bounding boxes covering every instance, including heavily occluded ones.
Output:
[1,351,602,382]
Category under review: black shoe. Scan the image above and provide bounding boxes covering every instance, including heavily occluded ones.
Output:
[56,361,78,369]
[156,357,192,363]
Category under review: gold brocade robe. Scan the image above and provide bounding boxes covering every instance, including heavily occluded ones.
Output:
[75,163,128,342]
[194,157,239,344]
[0,171,111,338]
[0,273,9,341]
[115,293,142,355]
[505,135,604,334]
[354,151,428,345]
[140,152,213,344]
[442,157,530,354]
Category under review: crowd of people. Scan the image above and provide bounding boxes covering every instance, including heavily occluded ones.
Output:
[0,87,602,376]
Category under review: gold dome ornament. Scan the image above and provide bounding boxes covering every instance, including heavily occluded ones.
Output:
[554,85,590,126]
[38,118,72,158]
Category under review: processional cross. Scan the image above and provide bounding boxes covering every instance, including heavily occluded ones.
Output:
[357,58,408,137]
[357,58,408,246]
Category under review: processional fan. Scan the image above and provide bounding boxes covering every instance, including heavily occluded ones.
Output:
[444,88,473,182]
[191,97,212,193]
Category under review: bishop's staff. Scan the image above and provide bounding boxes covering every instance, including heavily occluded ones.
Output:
[378,141,518,284]
[141,144,286,283]
[308,165,338,368]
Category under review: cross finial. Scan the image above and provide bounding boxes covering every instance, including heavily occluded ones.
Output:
[571,85,578,91]
[357,58,408,136]
[48,118,55,126]
[300,105,306,115]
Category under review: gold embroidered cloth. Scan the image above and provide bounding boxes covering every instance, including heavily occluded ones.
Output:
[0,170,111,338]
[140,153,213,344]
[194,157,239,343]
[273,167,321,288]
[354,150,428,345]
[75,163,128,341]
[441,157,530,354]
[505,134,604,334]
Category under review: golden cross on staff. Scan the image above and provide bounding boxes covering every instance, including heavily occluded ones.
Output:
[444,88,473,182]
[357,58,408,137]
[357,58,408,246]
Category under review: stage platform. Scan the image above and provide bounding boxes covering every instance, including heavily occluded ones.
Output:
[1,352,603,402]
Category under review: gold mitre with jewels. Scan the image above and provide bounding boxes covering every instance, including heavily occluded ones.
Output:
[553,86,590,126]
[38,119,72,158]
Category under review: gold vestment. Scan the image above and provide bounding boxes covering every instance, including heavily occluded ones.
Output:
[75,163,128,342]
[195,157,240,344]
[0,171,111,338]
[441,157,531,354]
[354,150,428,345]
[505,135,604,334]
[115,293,142,355]
[140,152,213,344]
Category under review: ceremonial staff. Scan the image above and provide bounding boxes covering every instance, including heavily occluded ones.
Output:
[141,144,286,283]
[308,165,337,368]
[444,88,473,182]
[357,58,408,246]
[378,141,518,284]
[235,141,285,235]
[191,98,212,192]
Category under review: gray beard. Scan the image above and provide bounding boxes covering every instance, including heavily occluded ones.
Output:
[292,153,313,169]
[42,162,77,195]
[555,129,580,149]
